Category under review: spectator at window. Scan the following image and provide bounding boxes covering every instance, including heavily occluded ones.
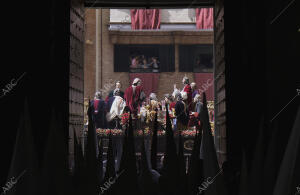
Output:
[150,57,159,72]
[130,56,138,68]
[142,58,148,69]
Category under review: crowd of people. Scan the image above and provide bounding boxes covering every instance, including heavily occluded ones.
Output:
[88,76,212,131]
[130,55,160,72]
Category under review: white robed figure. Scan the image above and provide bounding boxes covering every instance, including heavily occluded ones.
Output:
[106,90,126,122]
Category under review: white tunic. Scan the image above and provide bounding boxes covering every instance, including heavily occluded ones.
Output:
[106,96,126,122]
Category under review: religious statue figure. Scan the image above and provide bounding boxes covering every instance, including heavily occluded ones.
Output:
[174,90,189,131]
[181,76,193,112]
[90,91,107,129]
[188,93,203,127]
[105,81,124,102]
[173,76,193,112]
[106,89,126,128]
[191,82,198,98]
[149,93,159,110]
[124,78,146,117]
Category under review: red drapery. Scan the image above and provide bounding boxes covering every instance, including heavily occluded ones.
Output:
[194,73,214,101]
[195,8,214,29]
[129,73,160,97]
[130,9,161,29]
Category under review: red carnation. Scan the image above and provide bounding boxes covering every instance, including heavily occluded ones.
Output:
[121,113,130,125]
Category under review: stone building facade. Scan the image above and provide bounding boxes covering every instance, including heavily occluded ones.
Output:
[84,8,214,100]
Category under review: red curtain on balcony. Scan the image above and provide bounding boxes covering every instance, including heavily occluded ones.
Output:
[129,73,160,97]
[130,9,161,29]
[196,8,214,29]
[194,73,214,101]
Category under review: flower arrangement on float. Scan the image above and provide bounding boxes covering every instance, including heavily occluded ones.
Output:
[121,112,130,125]
[92,100,215,137]
[95,126,214,137]
[96,128,123,136]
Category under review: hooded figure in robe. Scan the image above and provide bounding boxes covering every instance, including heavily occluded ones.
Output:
[181,76,193,112]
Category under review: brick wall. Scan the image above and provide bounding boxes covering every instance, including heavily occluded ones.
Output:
[100,9,130,97]
[84,9,96,99]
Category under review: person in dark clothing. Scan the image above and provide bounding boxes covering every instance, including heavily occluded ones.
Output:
[164,93,175,111]
[194,94,203,115]
[90,91,107,129]
[174,91,189,131]
[106,92,116,129]
[191,82,199,99]
[106,93,116,113]
[188,94,203,127]
[105,81,124,102]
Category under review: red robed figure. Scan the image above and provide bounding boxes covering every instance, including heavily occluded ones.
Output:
[124,85,144,115]
[183,84,193,112]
